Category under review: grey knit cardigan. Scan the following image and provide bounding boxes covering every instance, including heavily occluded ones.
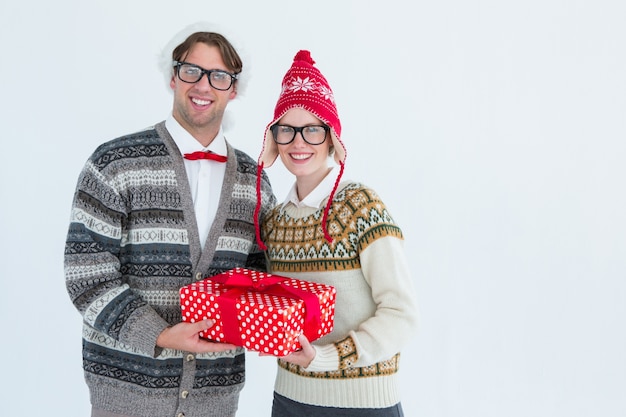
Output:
[64,121,276,417]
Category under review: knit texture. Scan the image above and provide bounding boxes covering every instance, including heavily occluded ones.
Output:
[261,182,419,409]
[65,121,276,417]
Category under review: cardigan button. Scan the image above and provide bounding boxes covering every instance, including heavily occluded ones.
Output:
[181,390,189,399]
[186,354,195,362]
[196,272,202,281]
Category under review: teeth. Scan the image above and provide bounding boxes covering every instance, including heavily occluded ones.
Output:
[291,154,311,160]
[192,98,211,105]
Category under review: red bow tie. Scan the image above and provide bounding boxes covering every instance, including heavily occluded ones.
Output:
[183,151,227,162]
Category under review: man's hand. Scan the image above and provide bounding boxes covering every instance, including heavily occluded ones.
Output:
[156,320,237,353]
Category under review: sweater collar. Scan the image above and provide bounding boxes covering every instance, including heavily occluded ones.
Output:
[283,167,338,209]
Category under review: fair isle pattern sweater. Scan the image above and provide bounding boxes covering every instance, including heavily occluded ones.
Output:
[64,121,276,417]
[261,182,419,409]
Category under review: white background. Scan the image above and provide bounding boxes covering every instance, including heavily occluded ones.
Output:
[0,1,624,416]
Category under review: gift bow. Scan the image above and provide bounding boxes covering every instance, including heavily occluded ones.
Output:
[207,271,323,346]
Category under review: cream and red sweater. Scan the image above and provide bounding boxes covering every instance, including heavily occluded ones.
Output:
[261,181,419,408]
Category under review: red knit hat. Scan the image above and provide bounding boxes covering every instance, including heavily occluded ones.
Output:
[255,50,346,250]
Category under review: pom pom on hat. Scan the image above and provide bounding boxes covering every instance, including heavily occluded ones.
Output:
[294,49,314,64]
[255,50,347,250]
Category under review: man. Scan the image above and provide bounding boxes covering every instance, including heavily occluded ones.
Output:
[64,24,276,417]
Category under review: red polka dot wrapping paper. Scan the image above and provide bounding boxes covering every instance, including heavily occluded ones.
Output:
[179,267,336,356]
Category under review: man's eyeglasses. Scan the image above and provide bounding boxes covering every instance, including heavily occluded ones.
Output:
[270,124,329,145]
[173,61,238,91]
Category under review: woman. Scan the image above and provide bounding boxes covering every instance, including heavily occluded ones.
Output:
[254,50,419,417]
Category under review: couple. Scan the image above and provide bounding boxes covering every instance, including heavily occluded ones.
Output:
[64,23,418,417]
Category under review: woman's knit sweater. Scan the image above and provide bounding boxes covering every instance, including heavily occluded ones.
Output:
[261,182,419,409]
[64,121,276,417]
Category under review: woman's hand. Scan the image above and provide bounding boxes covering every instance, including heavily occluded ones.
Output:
[274,334,316,368]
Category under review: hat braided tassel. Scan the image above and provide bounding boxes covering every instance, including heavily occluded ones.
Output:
[254,162,268,251]
[321,160,345,244]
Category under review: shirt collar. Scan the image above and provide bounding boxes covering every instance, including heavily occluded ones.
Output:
[283,167,337,209]
[165,114,227,155]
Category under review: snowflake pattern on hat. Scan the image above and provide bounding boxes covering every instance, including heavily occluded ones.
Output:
[282,76,336,104]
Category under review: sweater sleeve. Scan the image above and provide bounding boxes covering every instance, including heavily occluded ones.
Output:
[305,235,419,371]
[64,157,170,357]
[349,235,419,366]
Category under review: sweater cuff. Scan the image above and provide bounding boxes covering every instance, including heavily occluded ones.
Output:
[123,306,171,357]
[303,344,339,372]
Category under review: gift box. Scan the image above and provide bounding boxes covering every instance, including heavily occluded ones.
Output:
[180,267,336,356]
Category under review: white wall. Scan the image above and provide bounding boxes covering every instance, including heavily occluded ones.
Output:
[0,1,624,416]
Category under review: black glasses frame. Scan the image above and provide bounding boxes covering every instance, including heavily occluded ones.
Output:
[270,124,330,145]
[173,61,238,91]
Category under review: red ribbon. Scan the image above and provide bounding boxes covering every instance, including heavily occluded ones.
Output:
[207,271,322,346]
